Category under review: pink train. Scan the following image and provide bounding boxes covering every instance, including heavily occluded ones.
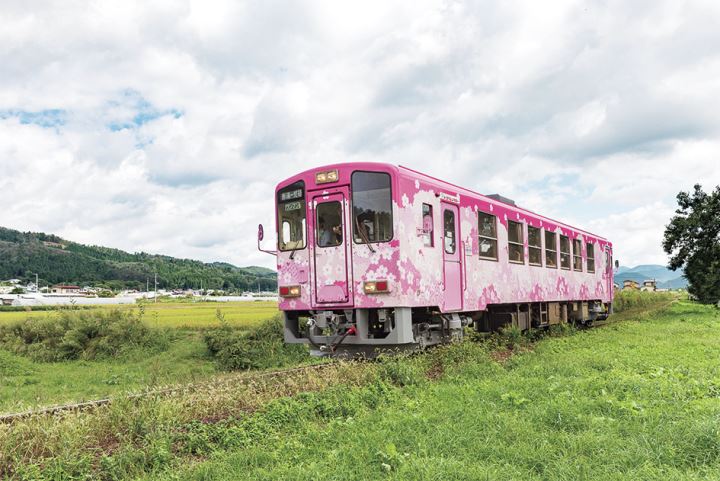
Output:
[259,162,614,356]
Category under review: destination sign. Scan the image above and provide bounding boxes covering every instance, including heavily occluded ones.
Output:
[284,201,303,211]
[438,192,460,204]
[280,189,303,201]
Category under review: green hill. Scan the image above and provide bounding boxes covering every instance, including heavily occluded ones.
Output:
[0,226,276,291]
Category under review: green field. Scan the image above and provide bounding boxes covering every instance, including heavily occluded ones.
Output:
[4,295,720,480]
[164,299,720,480]
[0,301,280,412]
[0,300,278,329]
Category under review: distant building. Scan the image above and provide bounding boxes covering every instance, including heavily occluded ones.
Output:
[641,279,657,292]
[51,284,81,294]
[622,280,640,291]
[42,241,66,249]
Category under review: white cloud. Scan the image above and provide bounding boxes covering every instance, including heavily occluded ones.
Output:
[1,0,720,269]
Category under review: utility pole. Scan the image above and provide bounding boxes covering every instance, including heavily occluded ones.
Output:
[154,272,158,303]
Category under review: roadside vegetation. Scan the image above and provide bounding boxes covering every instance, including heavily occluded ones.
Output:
[2,291,713,480]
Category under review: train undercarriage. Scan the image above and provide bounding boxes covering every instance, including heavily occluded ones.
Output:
[284,300,612,357]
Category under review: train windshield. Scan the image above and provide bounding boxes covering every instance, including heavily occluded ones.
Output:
[351,171,393,243]
[277,181,306,251]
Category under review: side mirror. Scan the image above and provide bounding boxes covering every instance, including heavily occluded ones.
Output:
[257,223,276,256]
[614,260,619,269]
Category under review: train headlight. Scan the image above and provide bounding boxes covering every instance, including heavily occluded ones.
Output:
[279,285,301,298]
[315,169,339,184]
[363,280,389,294]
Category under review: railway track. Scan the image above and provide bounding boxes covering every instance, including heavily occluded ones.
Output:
[0,361,341,425]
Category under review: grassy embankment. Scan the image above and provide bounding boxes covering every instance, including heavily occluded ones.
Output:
[5,291,718,480]
[0,301,280,411]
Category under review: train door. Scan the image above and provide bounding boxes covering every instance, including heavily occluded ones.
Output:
[441,203,463,311]
[311,189,352,306]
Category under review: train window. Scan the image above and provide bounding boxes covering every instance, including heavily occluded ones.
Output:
[352,172,393,244]
[560,235,571,269]
[443,209,456,254]
[587,243,595,273]
[422,203,434,247]
[545,231,557,268]
[316,202,343,247]
[508,220,524,264]
[573,238,583,271]
[528,226,542,266]
[478,212,497,260]
[277,181,306,251]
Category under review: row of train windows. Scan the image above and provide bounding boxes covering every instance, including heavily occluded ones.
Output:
[421,204,596,273]
[478,212,595,272]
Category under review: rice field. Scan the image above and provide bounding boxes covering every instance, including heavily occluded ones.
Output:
[0,300,279,329]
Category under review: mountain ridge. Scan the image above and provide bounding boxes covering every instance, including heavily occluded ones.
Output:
[0,226,276,291]
[615,264,686,289]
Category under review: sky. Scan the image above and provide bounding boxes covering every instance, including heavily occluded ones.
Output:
[1,0,720,270]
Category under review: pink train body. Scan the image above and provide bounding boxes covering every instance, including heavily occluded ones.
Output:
[269,162,614,356]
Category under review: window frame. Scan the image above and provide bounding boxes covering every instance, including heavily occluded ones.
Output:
[507,220,525,265]
[545,230,558,269]
[276,180,307,252]
[560,234,571,270]
[422,203,434,247]
[572,238,583,272]
[443,208,456,254]
[587,242,595,273]
[351,170,394,245]
[528,225,542,267]
[478,211,498,261]
[315,200,343,248]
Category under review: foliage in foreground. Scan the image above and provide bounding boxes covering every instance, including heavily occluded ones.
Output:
[2,300,717,480]
[663,183,720,304]
[204,314,308,370]
[0,309,170,362]
[167,301,720,481]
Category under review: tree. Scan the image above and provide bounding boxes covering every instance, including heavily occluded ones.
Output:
[663,184,720,304]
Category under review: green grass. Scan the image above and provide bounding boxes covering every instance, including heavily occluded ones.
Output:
[160,299,720,481]
[0,302,280,412]
[0,301,279,329]
[0,332,215,412]
[3,296,717,480]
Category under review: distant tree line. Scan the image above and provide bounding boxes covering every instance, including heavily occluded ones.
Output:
[0,227,276,291]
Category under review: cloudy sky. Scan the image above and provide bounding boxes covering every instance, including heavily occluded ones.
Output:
[1,0,719,269]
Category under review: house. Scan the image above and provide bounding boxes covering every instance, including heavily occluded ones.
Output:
[622,280,639,291]
[51,284,81,294]
[641,279,657,292]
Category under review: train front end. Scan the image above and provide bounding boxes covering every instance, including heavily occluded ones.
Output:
[271,163,419,357]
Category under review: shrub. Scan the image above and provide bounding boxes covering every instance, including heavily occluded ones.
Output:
[203,315,308,371]
[613,290,676,313]
[0,309,170,362]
